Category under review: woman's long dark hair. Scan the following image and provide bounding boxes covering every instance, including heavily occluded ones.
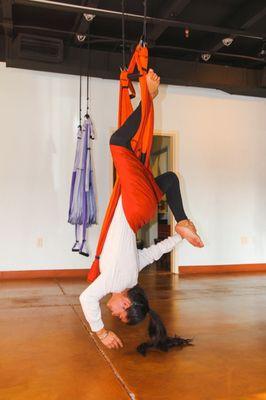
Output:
[126,285,192,356]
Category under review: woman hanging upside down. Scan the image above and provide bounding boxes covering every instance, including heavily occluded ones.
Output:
[79,69,204,355]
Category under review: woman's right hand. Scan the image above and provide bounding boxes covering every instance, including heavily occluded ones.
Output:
[97,330,123,349]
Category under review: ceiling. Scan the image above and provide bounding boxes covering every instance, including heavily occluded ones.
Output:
[1,0,266,97]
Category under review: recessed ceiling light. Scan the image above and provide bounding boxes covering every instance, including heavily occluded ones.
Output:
[222,37,234,46]
[201,53,211,62]
[83,14,95,22]
[76,34,87,42]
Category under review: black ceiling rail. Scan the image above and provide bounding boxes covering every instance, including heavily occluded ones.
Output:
[12,23,73,36]
[3,24,265,65]
[14,0,265,41]
[200,2,266,55]
[155,44,266,64]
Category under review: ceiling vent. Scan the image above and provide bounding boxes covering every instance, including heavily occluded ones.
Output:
[15,34,63,63]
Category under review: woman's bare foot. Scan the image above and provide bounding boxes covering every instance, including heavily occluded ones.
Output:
[175,219,204,248]
[146,69,160,99]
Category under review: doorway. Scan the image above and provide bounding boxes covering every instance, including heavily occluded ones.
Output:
[137,134,174,272]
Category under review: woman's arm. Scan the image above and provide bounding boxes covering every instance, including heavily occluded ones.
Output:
[79,275,123,349]
[137,234,183,272]
[79,274,108,332]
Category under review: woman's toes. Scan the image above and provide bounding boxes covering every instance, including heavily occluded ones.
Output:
[146,70,160,99]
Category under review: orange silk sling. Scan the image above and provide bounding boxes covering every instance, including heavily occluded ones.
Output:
[87,44,163,283]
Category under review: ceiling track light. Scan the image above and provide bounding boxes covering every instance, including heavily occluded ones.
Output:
[222,37,234,46]
[201,53,211,62]
[83,13,95,22]
[76,34,87,42]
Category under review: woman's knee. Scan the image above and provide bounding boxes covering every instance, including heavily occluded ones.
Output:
[109,132,118,145]
[167,171,180,185]
[110,129,127,147]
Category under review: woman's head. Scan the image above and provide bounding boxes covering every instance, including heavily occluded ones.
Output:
[106,286,149,324]
[107,285,192,355]
[106,291,131,323]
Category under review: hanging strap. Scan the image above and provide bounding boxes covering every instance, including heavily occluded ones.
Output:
[121,0,127,70]
[78,46,83,128]
[142,0,147,44]
[87,44,154,283]
[85,24,91,119]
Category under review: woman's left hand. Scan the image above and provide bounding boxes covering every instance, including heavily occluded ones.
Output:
[100,330,123,349]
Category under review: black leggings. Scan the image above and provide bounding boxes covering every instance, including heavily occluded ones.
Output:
[110,103,187,223]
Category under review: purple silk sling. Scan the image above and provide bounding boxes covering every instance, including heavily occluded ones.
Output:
[68,115,97,256]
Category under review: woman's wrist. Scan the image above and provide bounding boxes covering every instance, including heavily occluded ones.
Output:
[96,327,109,340]
[99,331,109,340]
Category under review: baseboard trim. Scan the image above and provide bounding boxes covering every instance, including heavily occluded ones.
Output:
[1,264,266,280]
[0,269,88,280]
[179,264,266,275]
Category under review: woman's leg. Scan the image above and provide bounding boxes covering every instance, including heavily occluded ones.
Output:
[155,172,204,247]
[155,172,187,223]
[110,103,141,150]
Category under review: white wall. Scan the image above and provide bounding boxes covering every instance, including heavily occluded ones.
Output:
[0,63,117,270]
[156,85,266,267]
[0,62,265,271]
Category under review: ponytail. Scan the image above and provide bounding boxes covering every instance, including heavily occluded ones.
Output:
[137,307,193,356]
[148,308,167,345]
[126,285,192,355]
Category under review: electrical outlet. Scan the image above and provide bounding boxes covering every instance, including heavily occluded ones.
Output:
[37,237,43,248]
[240,236,249,245]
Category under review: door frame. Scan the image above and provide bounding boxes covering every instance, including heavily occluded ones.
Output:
[154,130,179,274]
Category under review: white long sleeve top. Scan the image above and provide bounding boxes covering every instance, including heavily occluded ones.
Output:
[79,196,182,332]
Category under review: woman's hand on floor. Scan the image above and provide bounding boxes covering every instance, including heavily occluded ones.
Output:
[97,329,123,349]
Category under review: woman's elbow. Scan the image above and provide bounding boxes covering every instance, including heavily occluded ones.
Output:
[79,289,89,307]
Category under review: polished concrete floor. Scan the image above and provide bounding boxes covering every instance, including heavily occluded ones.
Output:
[1,271,266,400]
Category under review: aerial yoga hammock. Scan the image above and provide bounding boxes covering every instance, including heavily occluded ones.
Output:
[68,70,97,257]
[87,44,160,281]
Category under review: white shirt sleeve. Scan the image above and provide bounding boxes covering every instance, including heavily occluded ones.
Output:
[138,234,183,272]
[79,274,111,332]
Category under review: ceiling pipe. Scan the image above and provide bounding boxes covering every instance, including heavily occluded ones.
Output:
[14,0,265,41]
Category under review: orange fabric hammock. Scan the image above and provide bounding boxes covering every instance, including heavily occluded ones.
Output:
[87,44,163,283]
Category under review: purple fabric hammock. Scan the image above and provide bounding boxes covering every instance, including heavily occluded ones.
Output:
[68,115,97,256]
